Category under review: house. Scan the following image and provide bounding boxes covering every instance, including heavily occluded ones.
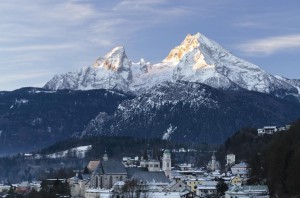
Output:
[196,181,218,197]
[178,163,193,171]
[164,180,191,192]
[0,184,11,193]
[184,178,205,193]
[180,191,201,198]
[85,188,111,198]
[128,167,171,190]
[258,125,291,135]
[140,159,161,172]
[231,162,250,177]
[257,126,277,135]
[225,185,269,198]
[69,173,90,197]
[147,191,193,198]
[230,175,242,186]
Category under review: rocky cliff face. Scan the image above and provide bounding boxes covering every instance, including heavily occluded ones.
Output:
[81,81,300,144]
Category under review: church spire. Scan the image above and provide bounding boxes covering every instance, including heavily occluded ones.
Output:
[103,149,108,161]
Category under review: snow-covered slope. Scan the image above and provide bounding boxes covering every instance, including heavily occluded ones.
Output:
[164,33,297,94]
[275,76,300,95]
[46,145,92,159]
[44,33,298,97]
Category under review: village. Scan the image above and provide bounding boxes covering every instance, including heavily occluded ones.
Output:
[0,124,292,197]
[0,144,270,198]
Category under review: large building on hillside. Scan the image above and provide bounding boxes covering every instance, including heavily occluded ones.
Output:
[90,155,128,189]
[90,150,172,190]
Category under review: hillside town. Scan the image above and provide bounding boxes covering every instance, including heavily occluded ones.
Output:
[0,147,270,198]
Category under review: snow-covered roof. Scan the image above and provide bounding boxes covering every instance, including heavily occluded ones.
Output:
[232,162,249,168]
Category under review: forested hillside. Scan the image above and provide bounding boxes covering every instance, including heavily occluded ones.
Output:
[218,119,300,197]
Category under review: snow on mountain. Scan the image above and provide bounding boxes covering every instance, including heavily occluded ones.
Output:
[165,33,297,94]
[162,124,177,141]
[44,46,133,92]
[44,33,298,97]
[81,81,220,138]
[82,81,300,143]
[275,75,300,95]
[46,145,92,159]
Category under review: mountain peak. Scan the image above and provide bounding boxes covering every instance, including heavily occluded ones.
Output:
[94,46,131,72]
[44,33,298,97]
[163,33,200,64]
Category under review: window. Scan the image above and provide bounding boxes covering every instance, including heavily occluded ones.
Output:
[109,176,113,188]
[95,176,98,187]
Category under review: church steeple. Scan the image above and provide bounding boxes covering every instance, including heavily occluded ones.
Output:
[162,149,171,178]
[212,152,216,161]
[103,150,108,161]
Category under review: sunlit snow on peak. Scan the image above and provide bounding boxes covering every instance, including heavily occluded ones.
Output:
[163,33,200,64]
[93,46,130,72]
[44,33,299,97]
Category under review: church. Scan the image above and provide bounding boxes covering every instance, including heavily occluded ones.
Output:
[206,152,221,171]
[90,153,128,189]
[89,150,172,189]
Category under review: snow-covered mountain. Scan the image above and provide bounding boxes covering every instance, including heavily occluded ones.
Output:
[44,33,299,97]
[164,34,297,94]
[45,46,133,92]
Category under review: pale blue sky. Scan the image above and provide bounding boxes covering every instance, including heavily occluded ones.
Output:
[1,0,300,90]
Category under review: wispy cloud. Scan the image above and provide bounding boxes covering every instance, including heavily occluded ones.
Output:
[0,56,47,66]
[0,43,77,52]
[0,71,50,84]
[238,35,300,55]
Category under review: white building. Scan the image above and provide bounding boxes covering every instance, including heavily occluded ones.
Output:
[225,185,269,198]
[85,188,111,198]
[69,174,90,197]
[226,153,235,166]
[140,159,161,172]
[0,184,11,193]
[196,181,218,197]
[257,126,278,135]
[162,149,172,178]
[231,162,250,177]
[207,152,221,171]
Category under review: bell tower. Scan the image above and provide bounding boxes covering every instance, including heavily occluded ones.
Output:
[162,149,171,178]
